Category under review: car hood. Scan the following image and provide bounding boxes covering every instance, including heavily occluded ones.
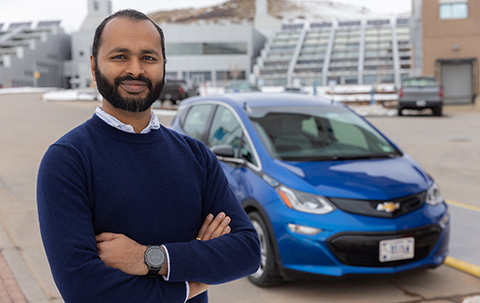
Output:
[272,156,430,200]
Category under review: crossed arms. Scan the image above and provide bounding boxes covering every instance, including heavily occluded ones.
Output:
[96,212,232,300]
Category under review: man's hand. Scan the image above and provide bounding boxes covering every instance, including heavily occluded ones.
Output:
[196,212,231,241]
[96,232,148,276]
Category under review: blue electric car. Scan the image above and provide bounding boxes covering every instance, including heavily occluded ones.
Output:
[169,93,450,286]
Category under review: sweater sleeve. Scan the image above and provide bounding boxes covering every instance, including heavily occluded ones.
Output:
[37,144,187,303]
[164,146,262,285]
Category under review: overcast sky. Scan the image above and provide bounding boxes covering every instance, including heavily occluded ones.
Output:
[0,0,412,33]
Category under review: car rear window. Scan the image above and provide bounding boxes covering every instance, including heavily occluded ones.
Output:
[402,78,438,87]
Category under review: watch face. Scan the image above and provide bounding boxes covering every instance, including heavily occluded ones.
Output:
[147,247,165,267]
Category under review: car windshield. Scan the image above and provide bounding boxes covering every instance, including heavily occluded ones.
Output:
[402,78,438,87]
[249,106,401,161]
[228,82,256,90]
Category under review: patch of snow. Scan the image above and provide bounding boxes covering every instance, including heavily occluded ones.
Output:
[463,296,480,303]
[0,87,54,94]
[42,89,101,102]
[283,0,386,20]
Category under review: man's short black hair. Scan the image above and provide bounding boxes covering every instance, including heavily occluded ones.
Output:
[91,9,167,67]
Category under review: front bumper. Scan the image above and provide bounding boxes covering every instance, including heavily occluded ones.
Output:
[268,203,450,278]
[398,99,443,110]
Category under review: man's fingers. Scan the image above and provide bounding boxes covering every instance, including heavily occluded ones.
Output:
[197,214,214,240]
[96,232,116,243]
[202,212,230,241]
[210,216,230,239]
[221,226,231,236]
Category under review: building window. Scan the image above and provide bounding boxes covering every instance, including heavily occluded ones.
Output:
[216,70,246,81]
[439,0,468,20]
[182,71,212,84]
[166,42,247,56]
[363,75,377,84]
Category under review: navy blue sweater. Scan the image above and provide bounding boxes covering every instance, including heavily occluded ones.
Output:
[37,115,261,303]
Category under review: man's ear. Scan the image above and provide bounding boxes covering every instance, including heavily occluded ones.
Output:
[90,55,96,82]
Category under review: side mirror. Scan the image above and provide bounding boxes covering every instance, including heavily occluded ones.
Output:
[211,145,235,157]
[211,145,246,165]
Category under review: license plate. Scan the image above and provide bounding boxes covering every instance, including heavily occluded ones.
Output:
[416,100,426,106]
[379,237,415,262]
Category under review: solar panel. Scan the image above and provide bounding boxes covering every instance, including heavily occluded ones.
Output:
[8,22,32,30]
[37,21,61,28]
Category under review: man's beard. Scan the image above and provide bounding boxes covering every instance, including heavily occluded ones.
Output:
[95,66,164,113]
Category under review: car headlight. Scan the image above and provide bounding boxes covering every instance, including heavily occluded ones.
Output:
[277,185,335,214]
[426,182,444,206]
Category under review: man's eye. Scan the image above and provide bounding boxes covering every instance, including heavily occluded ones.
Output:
[143,56,155,61]
[112,55,126,60]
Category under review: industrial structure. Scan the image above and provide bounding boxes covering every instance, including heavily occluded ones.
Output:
[0,0,477,105]
[0,21,70,88]
[254,17,412,88]
[64,0,112,88]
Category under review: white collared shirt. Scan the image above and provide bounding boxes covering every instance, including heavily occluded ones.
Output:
[95,107,161,134]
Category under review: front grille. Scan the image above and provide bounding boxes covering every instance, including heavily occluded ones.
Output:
[329,192,425,218]
[327,225,441,267]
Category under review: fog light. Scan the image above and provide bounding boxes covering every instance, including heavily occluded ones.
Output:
[288,223,322,235]
[439,211,450,229]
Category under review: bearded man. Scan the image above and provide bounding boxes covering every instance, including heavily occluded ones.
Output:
[37,9,261,303]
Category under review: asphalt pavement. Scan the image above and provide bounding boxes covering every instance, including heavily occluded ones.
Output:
[0,92,479,303]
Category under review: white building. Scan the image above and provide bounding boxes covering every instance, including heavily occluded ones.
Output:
[163,24,266,87]
[0,21,71,88]
[64,0,112,88]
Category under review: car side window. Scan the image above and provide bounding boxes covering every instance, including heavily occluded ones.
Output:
[207,106,257,166]
[182,104,213,141]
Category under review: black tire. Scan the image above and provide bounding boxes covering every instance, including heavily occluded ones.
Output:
[247,211,283,287]
[433,107,442,116]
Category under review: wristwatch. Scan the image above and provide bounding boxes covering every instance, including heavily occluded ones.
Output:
[144,245,166,278]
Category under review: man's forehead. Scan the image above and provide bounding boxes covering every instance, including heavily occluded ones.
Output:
[101,17,162,47]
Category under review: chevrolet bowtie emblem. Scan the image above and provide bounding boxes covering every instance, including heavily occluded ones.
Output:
[376,202,400,213]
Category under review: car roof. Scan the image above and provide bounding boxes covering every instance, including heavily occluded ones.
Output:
[182,92,334,110]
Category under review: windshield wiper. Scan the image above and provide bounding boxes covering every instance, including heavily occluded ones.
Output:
[330,152,401,161]
[280,152,402,162]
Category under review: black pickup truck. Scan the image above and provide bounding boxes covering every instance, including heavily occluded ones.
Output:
[397,76,444,116]
[159,79,199,104]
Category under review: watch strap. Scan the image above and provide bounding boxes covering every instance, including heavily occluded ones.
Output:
[146,268,160,278]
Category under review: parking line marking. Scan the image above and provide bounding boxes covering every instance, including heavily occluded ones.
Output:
[444,256,480,278]
[446,199,480,212]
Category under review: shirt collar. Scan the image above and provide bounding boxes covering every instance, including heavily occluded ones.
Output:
[95,107,161,134]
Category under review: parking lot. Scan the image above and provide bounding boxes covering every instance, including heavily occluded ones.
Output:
[0,92,479,302]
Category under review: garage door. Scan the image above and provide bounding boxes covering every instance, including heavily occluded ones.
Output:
[441,62,473,104]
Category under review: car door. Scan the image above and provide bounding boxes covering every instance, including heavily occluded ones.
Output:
[205,105,260,203]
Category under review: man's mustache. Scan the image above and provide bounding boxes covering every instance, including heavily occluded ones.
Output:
[115,75,153,88]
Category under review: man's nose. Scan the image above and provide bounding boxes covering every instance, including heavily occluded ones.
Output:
[125,58,145,76]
